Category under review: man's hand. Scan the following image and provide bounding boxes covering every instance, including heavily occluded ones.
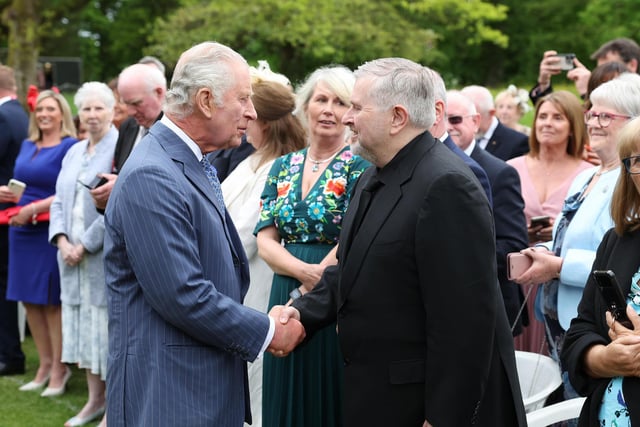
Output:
[537,50,564,91]
[268,305,304,357]
[90,173,117,210]
[566,56,591,97]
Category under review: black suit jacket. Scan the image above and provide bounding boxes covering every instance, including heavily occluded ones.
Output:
[295,131,527,426]
[470,145,529,335]
[112,113,163,174]
[484,121,529,161]
[562,228,640,427]
[0,99,28,208]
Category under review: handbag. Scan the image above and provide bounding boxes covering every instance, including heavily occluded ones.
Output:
[0,204,50,225]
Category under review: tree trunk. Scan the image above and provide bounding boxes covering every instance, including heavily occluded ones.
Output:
[2,0,39,106]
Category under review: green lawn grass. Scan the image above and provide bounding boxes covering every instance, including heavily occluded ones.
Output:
[0,335,100,427]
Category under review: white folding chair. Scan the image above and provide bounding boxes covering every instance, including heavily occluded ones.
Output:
[515,351,563,412]
[526,397,586,427]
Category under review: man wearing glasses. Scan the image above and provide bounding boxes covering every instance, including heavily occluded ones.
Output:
[446,90,529,336]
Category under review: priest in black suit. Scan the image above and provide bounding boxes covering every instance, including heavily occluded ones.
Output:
[272,59,526,427]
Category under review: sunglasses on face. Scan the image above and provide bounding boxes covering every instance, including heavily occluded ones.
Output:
[447,114,474,125]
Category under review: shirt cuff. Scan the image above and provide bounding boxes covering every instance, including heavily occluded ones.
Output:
[256,316,276,360]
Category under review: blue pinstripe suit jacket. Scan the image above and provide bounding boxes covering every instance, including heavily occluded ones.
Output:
[104,122,270,427]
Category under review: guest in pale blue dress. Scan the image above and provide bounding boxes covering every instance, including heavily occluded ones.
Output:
[49,82,117,427]
[561,116,640,427]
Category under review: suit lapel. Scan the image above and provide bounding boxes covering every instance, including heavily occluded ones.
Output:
[153,123,241,263]
[153,123,225,215]
[339,133,433,302]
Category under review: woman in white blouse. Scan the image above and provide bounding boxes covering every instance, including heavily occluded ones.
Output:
[221,77,306,427]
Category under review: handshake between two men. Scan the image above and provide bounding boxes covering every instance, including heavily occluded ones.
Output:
[267,305,304,357]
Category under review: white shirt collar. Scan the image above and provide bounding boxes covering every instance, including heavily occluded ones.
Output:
[160,115,203,161]
[463,139,476,157]
[0,95,13,107]
[480,116,499,143]
[438,131,449,142]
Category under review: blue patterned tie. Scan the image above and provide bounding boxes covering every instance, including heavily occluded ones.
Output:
[200,156,225,212]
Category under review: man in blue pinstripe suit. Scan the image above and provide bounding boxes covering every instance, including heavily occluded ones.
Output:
[104,42,305,427]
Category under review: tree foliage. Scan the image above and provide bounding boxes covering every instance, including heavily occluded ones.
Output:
[578,0,640,45]
[0,0,639,105]
[147,0,508,84]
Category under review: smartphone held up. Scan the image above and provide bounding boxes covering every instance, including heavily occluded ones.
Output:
[554,53,576,71]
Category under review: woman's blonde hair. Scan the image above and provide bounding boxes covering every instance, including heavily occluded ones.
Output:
[611,116,640,235]
[28,90,76,141]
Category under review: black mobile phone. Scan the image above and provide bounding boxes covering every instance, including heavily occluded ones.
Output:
[530,215,551,228]
[78,176,108,190]
[592,270,633,329]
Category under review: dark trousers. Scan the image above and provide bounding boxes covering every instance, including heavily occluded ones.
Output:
[0,225,24,365]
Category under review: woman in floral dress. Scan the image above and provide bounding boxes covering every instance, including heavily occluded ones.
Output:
[255,66,370,427]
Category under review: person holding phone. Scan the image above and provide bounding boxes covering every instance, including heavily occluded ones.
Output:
[529,38,640,106]
[48,82,117,427]
[513,75,640,406]
[5,90,78,396]
[560,116,640,426]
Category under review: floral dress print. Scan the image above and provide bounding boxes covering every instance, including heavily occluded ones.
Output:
[255,146,369,427]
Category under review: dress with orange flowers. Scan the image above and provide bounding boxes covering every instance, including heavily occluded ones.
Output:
[255,146,370,427]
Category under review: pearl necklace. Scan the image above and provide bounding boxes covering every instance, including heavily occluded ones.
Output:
[307,147,344,172]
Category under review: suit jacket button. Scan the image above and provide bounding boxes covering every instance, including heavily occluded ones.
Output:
[343,358,351,366]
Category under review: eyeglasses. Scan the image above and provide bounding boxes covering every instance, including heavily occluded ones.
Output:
[447,114,474,125]
[622,155,640,175]
[584,110,631,128]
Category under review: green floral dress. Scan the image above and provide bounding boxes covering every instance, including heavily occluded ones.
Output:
[255,146,369,427]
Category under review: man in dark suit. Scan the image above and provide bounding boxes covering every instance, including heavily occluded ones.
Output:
[462,85,529,161]
[447,90,530,336]
[91,63,166,210]
[104,42,305,426]
[274,58,526,426]
[0,65,28,376]
[425,67,492,204]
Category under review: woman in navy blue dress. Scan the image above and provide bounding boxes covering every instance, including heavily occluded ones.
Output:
[5,90,77,396]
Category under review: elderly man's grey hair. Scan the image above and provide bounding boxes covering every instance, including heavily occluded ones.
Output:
[355,58,435,129]
[165,42,247,120]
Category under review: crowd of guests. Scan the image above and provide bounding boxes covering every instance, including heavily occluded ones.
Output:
[0,36,639,426]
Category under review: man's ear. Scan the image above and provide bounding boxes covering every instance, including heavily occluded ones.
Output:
[434,100,445,125]
[628,58,639,73]
[195,88,214,118]
[389,105,409,135]
[472,113,481,132]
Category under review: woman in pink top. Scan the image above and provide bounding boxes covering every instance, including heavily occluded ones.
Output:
[507,91,592,354]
